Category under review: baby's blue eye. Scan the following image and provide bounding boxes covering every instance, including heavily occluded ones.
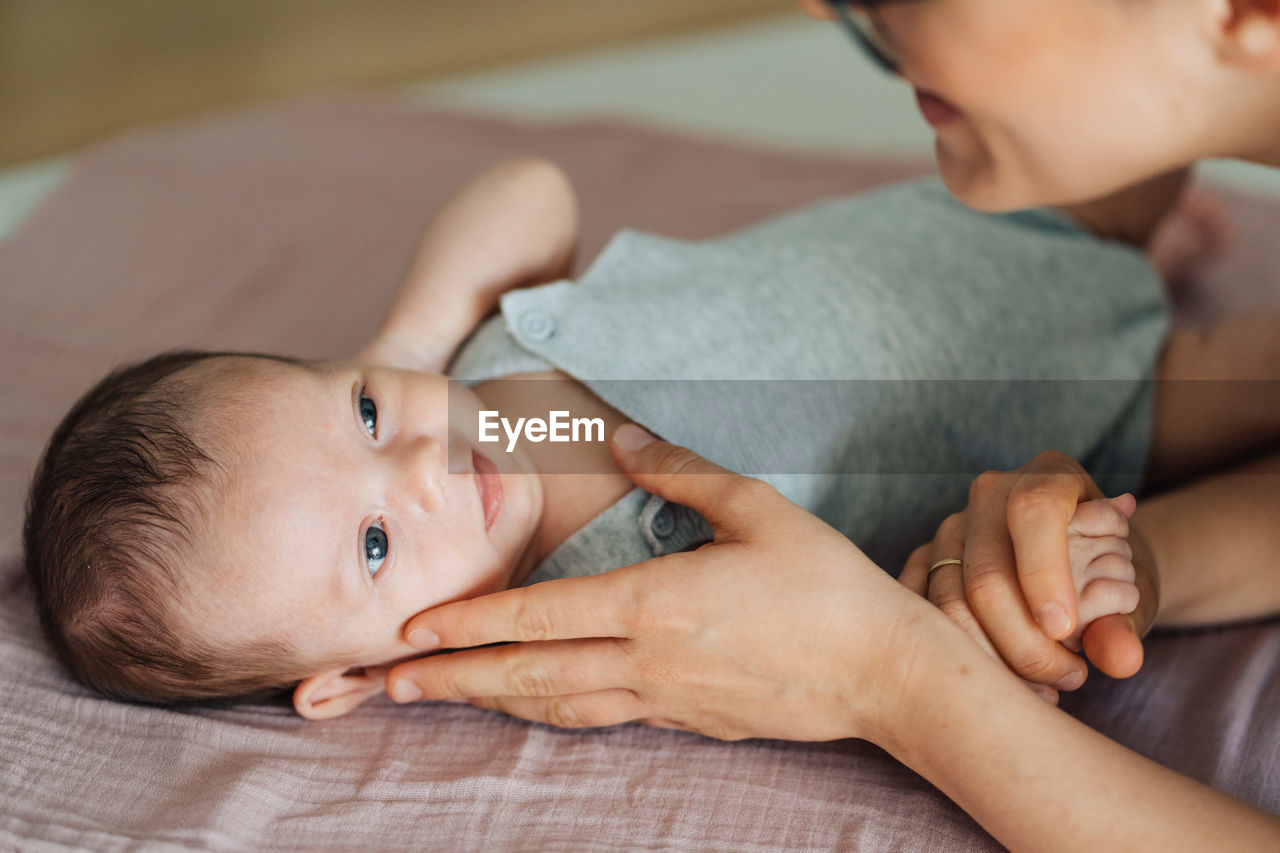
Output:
[364,522,388,577]
[359,392,378,437]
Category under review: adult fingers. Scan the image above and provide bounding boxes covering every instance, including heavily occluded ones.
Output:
[387,636,638,704]
[1081,614,1145,679]
[610,425,779,540]
[915,515,1063,702]
[401,565,646,652]
[902,513,964,595]
[1026,682,1061,705]
[467,689,650,730]
[1005,451,1106,639]
[927,550,1063,702]
[963,469,1087,687]
[925,515,1001,663]
[900,543,933,596]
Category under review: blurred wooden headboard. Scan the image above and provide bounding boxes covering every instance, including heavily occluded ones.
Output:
[0,0,792,167]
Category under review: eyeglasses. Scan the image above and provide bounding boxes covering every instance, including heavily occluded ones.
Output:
[825,1,900,75]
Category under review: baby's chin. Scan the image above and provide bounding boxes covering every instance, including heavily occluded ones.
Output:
[488,462,545,577]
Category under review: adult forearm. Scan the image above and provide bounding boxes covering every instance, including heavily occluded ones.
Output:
[1136,446,1280,626]
[879,619,1280,852]
[1148,317,1280,485]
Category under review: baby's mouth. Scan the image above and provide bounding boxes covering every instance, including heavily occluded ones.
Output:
[472,448,503,531]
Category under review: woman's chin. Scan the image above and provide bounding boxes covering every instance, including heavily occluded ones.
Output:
[936,136,1142,213]
[935,141,1052,214]
[936,143,1008,211]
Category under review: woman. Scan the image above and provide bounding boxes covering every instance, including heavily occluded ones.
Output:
[383,2,1280,848]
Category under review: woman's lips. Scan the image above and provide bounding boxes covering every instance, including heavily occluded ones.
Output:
[914,88,961,128]
[472,449,503,531]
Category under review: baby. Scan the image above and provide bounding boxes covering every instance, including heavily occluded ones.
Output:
[22,159,1266,719]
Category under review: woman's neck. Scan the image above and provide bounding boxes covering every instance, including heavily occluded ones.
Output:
[1057,169,1192,249]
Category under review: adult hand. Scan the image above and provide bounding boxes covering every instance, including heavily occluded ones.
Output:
[899,450,1155,692]
[385,425,940,743]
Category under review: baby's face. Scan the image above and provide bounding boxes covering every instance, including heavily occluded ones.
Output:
[191,357,542,675]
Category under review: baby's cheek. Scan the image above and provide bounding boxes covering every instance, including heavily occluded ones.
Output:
[448,552,514,600]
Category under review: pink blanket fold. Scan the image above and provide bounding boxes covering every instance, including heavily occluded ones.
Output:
[0,96,1276,851]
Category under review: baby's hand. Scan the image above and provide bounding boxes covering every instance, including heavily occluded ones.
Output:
[1062,495,1140,654]
[902,490,1152,700]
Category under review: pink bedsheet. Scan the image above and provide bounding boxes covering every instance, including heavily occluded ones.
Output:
[1,97,1276,851]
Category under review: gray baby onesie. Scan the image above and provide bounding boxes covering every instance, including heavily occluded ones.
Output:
[451,178,1170,581]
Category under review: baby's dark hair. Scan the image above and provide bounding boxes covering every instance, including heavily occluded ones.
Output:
[24,349,310,705]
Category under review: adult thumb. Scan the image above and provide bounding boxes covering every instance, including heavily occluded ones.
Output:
[1081,613,1145,679]
[610,423,775,538]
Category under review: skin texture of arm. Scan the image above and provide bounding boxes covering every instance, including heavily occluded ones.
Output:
[386,429,1280,851]
[1055,168,1189,249]
[361,157,579,371]
[1137,445,1280,626]
[1147,314,1280,486]
[903,309,1280,691]
[1133,315,1280,625]
[884,608,1280,852]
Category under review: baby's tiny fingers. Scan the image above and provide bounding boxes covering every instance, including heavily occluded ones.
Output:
[1110,493,1137,519]
[1087,552,1137,585]
[1078,578,1141,626]
[1067,536,1133,598]
[1069,532,1132,563]
[1067,497,1132,538]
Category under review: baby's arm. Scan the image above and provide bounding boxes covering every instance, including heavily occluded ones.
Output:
[1132,447,1280,628]
[1028,318,1280,668]
[361,157,579,372]
[1148,313,1280,486]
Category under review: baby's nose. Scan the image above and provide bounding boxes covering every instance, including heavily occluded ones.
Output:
[402,434,446,513]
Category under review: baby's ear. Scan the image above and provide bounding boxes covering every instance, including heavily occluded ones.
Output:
[293,665,391,720]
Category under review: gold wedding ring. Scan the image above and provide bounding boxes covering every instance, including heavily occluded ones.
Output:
[927,558,963,580]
